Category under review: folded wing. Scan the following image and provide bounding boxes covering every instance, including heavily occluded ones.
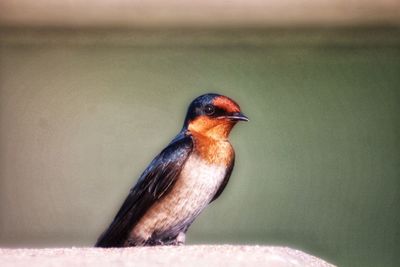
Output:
[95,133,193,247]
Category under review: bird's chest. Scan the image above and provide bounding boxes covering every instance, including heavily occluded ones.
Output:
[157,153,228,225]
[176,153,228,208]
[162,139,233,222]
[132,139,233,240]
[132,154,229,238]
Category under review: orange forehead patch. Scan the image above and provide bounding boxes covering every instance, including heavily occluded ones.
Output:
[212,96,240,113]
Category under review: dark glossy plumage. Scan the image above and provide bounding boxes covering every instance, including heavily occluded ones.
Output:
[95,93,245,247]
[95,133,194,247]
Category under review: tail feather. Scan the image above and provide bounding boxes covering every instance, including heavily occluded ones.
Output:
[95,220,130,247]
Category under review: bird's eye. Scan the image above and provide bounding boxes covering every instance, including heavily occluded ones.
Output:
[204,104,215,115]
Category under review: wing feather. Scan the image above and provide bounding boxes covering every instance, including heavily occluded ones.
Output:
[95,133,193,247]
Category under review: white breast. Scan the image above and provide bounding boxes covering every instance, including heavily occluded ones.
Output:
[131,153,227,240]
[176,153,227,215]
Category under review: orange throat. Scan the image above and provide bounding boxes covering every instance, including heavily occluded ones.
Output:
[188,115,235,141]
[188,116,235,165]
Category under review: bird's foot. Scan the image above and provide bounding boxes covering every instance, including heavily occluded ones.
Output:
[176,232,186,245]
[152,232,186,246]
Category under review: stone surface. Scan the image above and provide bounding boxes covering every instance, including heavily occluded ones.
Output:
[0,245,335,267]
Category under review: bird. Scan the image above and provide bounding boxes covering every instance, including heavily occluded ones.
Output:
[95,93,248,247]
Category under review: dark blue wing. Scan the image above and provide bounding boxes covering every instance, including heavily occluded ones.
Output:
[95,133,193,247]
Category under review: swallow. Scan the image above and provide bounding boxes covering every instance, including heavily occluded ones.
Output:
[95,93,248,247]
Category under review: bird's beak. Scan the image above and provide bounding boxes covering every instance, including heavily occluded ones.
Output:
[220,112,249,122]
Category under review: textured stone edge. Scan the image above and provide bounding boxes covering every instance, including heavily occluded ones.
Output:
[0,245,336,267]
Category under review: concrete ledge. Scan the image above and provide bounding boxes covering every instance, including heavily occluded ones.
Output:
[0,245,335,267]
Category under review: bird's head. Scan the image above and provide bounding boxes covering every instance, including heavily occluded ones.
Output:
[183,93,248,140]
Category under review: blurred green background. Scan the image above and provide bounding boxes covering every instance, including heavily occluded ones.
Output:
[0,27,399,267]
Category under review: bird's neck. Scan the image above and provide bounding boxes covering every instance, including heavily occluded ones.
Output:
[184,115,236,165]
[189,130,234,166]
[187,115,235,141]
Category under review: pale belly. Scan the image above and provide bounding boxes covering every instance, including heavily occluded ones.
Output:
[131,153,227,241]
